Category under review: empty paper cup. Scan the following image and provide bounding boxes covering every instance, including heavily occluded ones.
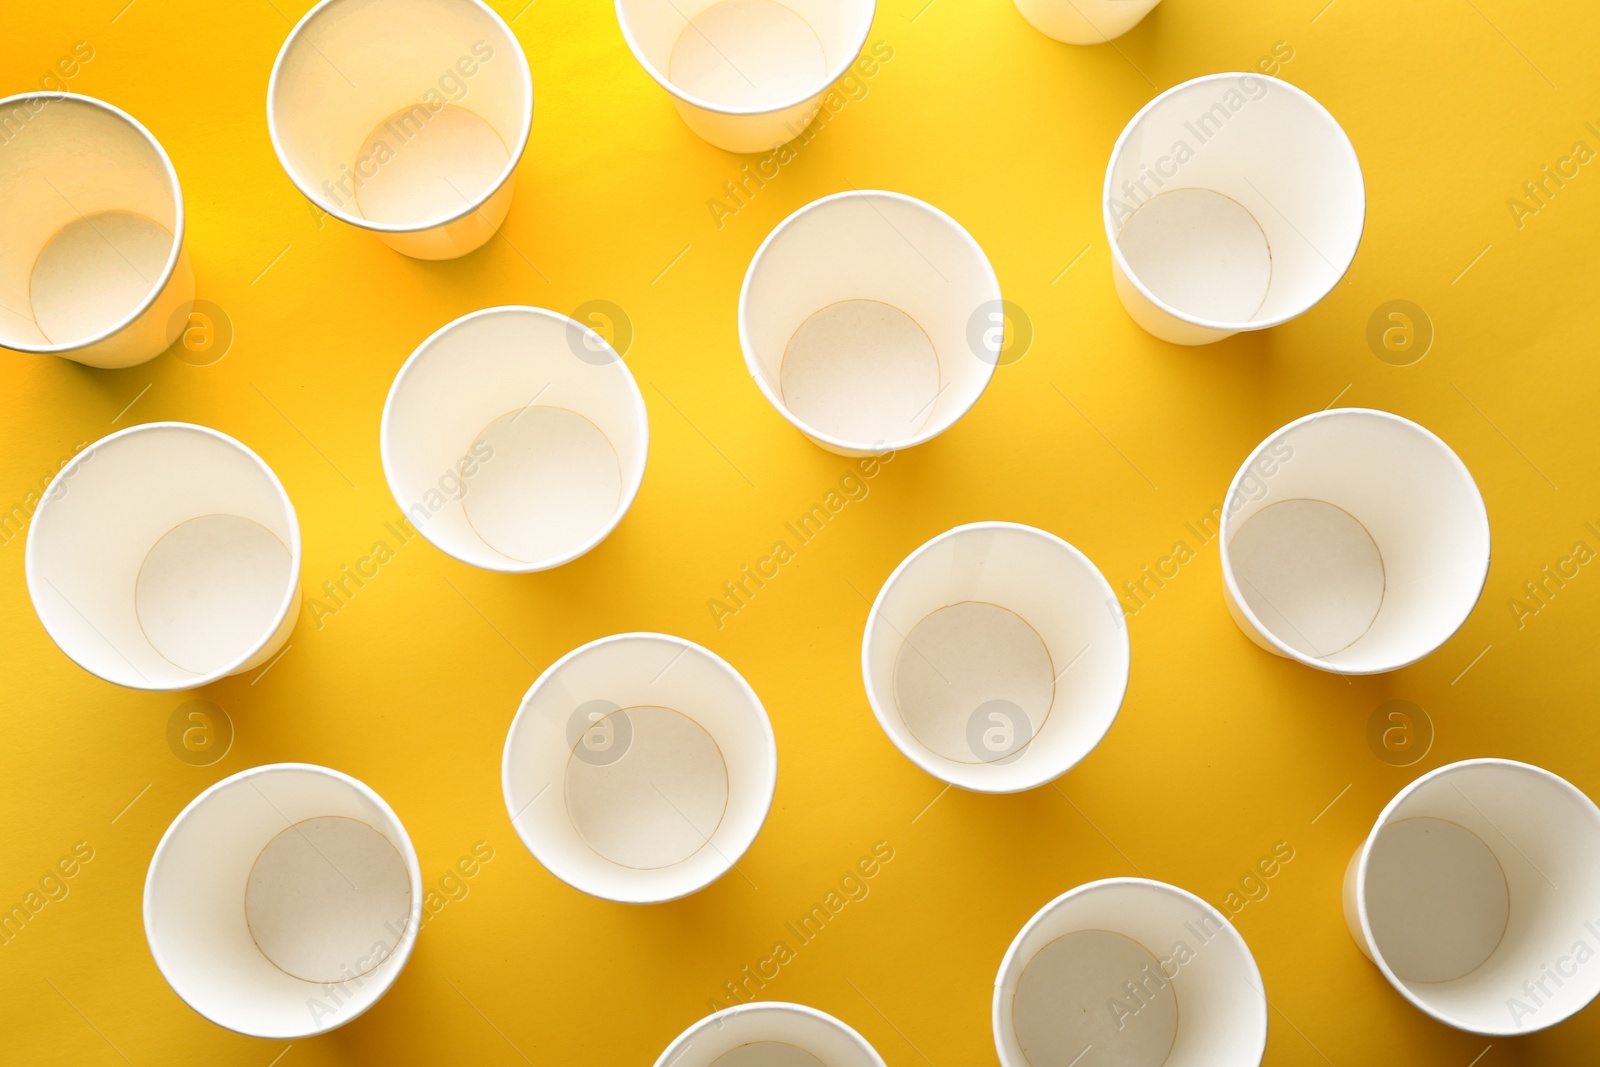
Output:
[655,1002,887,1067]
[1344,759,1600,1035]
[740,190,1001,456]
[381,306,648,572]
[1013,0,1160,44]
[861,522,1129,793]
[1103,73,1364,345]
[145,763,422,1038]
[268,0,533,259]
[615,0,875,153]
[995,879,1267,1067]
[0,92,193,368]
[26,422,302,691]
[1219,408,1490,675]
[502,633,776,903]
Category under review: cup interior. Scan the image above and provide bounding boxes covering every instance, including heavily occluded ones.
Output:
[863,523,1128,792]
[0,94,180,352]
[503,634,776,902]
[1220,409,1489,673]
[382,306,648,572]
[656,1003,885,1067]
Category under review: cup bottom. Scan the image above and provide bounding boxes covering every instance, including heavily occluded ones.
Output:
[669,0,828,112]
[1117,188,1271,324]
[1014,929,1178,1067]
[353,104,510,227]
[29,209,172,347]
[710,1043,827,1067]
[780,299,940,446]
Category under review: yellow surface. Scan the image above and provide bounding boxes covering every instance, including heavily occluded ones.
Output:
[4,0,1600,1063]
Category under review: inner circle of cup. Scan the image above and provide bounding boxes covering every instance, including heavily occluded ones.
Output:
[740,190,1001,456]
[143,763,424,1039]
[1346,759,1600,1035]
[1218,408,1489,675]
[994,878,1268,1067]
[1011,0,1160,45]
[1103,72,1364,343]
[861,522,1129,793]
[501,633,777,903]
[25,422,302,691]
[0,93,188,363]
[380,306,648,573]
[654,1002,887,1067]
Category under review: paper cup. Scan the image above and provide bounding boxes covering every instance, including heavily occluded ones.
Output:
[1219,408,1490,675]
[381,306,648,573]
[655,1002,887,1067]
[740,190,1001,456]
[1103,73,1364,345]
[861,522,1129,793]
[995,878,1267,1067]
[502,633,777,903]
[0,92,193,368]
[615,0,875,153]
[1012,0,1160,44]
[25,422,302,691]
[144,763,422,1038]
[1344,759,1600,1035]
[267,0,533,260]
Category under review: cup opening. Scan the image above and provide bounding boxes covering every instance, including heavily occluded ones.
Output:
[656,1003,886,1067]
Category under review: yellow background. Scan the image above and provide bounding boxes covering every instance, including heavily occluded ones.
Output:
[4,0,1600,1063]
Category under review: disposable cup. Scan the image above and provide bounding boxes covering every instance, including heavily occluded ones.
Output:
[381,306,648,573]
[1219,408,1489,675]
[144,763,423,1038]
[0,92,193,368]
[655,1002,886,1067]
[25,422,302,691]
[268,0,533,260]
[995,878,1267,1067]
[740,190,1001,456]
[1103,73,1364,345]
[502,633,777,903]
[861,522,1129,793]
[1012,0,1160,44]
[1344,759,1600,1035]
[615,0,875,153]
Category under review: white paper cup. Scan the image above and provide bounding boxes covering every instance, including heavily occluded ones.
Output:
[502,633,777,903]
[0,92,193,369]
[615,0,875,153]
[655,1002,887,1067]
[1219,408,1489,675]
[1103,73,1364,345]
[740,190,1001,456]
[1344,759,1600,1035]
[1012,0,1160,44]
[995,878,1267,1067]
[267,0,533,260]
[861,522,1129,793]
[25,422,302,691]
[144,763,422,1038]
[381,306,648,572]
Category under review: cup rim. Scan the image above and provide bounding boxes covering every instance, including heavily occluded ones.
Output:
[265,0,535,235]
[1101,71,1366,333]
[0,91,187,355]
[500,631,779,904]
[24,421,304,691]
[142,762,425,1039]
[613,0,876,120]
[738,188,1001,453]
[860,521,1130,793]
[653,1001,887,1067]
[1217,406,1491,675]
[378,304,650,573]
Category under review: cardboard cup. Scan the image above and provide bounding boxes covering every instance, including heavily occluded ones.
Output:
[740,190,1001,456]
[1219,408,1489,675]
[502,633,776,904]
[1103,73,1364,345]
[615,0,875,153]
[995,878,1267,1067]
[1344,759,1600,1035]
[655,1002,887,1067]
[144,763,423,1038]
[861,522,1129,793]
[25,422,302,691]
[268,0,533,259]
[381,306,648,573]
[1012,0,1160,44]
[0,93,193,368]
